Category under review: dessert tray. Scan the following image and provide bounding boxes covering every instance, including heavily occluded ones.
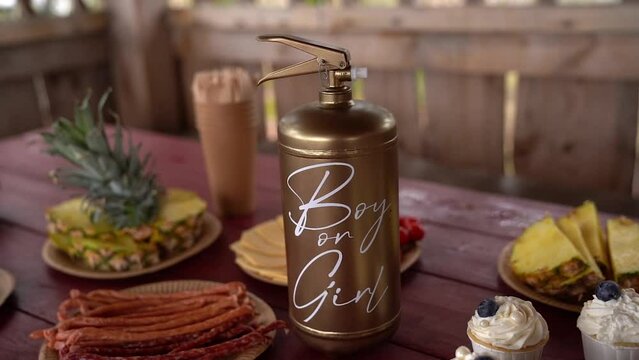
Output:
[42,213,222,280]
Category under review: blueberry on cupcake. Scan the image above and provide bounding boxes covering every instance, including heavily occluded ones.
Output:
[466,296,548,360]
[577,281,639,360]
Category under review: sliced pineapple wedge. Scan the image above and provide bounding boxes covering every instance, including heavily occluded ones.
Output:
[573,201,610,276]
[558,214,604,280]
[607,217,639,291]
[45,188,207,271]
[511,217,598,301]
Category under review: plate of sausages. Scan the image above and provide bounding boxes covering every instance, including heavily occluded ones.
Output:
[31,280,287,360]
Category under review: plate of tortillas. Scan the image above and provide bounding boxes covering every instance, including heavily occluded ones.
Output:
[230,216,420,286]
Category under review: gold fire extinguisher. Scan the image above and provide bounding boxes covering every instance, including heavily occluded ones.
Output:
[257,35,401,354]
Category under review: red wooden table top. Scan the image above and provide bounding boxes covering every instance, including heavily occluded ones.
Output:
[0,129,597,359]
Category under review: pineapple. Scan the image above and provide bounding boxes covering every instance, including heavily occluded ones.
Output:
[573,201,610,276]
[510,217,599,302]
[42,91,207,271]
[557,214,605,280]
[46,189,206,271]
[607,217,639,290]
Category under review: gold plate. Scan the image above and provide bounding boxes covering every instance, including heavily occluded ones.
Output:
[400,243,421,273]
[497,241,582,313]
[41,212,222,280]
[0,268,15,307]
[39,280,277,360]
[237,243,421,287]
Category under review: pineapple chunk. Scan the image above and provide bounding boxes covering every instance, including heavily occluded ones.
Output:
[45,188,206,271]
[511,217,598,301]
[573,201,610,275]
[608,217,639,290]
[558,214,604,279]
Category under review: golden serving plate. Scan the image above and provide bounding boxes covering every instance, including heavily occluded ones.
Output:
[231,215,422,286]
[42,212,222,280]
[39,279,277,360]
[498,241,582,313]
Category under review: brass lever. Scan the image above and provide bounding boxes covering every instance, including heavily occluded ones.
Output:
[257,35,351,86]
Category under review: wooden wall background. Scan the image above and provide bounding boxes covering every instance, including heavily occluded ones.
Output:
[1,0,639,198]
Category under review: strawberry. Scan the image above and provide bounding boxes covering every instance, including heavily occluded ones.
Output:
[409,225,425,241]
[399,226,410,245]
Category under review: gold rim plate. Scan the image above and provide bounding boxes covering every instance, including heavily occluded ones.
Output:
[39,279,277,360]
[497,241,582,313]
[237,243,421,287]
[400,243,421,273]
[41,213,222,280]
[0,268,15,307]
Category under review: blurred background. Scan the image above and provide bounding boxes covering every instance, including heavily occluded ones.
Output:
[0,0,638,199]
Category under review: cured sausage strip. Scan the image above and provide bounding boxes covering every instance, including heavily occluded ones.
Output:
[66,305,253,345]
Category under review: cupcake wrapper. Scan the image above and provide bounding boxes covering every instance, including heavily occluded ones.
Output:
[470,339,544,360]
[582,333,639,360]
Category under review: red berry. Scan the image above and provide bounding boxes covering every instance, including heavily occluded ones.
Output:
[399,227,410,245]
[409,225,425,241]
[400,216,419,228]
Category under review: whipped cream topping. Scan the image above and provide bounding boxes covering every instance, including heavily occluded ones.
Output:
[450,346,479,360]
[467,296,548,350]
[577,288,639,345]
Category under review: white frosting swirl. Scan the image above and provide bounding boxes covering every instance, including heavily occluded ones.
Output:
[467,296,548,350]
[577,288,639,345]
[450,346,479,360]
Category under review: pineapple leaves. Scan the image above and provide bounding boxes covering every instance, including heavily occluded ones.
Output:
[42,90,162,229]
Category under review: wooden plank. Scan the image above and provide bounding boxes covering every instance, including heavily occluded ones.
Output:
[363,70,421,155]
[171,29,639,81]
[175,4,639,34]
[44,65,112,121]
[0,79,43,138]
[273,73,317,118]
[266,310,438,360]
[419,72,504,173]
[514,78,639,194]
[0,13,107,47]
[0,34,108,82]
[0,309,53,359]
[107,0,183,132]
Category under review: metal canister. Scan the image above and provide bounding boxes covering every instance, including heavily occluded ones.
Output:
[257,35,401,354]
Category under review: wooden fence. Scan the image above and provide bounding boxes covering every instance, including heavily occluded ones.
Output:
[0,2,110,138]
[168,3,639,195]
[1,0,639,197]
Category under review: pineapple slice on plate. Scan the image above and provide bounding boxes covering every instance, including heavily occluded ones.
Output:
[40,91,209,272]
[573,201,610,275]
[557,214,605,280]
[607,217,639,291]
[46,189,206,272]
[511,217,599,302]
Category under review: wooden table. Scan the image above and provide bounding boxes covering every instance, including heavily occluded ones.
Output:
[0,129,610,359]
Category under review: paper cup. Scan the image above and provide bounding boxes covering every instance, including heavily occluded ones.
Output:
[581,333,639,360]
[468,330,546,360]
[194,101,257,217]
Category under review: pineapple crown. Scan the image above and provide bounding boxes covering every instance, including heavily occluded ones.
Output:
[42,90,163,229]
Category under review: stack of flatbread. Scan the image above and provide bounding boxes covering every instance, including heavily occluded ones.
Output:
[230,216,287,286]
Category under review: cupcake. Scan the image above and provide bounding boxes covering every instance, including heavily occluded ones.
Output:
[451,346,495,360]
[467,296,549,360]
[577,280,639,359]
